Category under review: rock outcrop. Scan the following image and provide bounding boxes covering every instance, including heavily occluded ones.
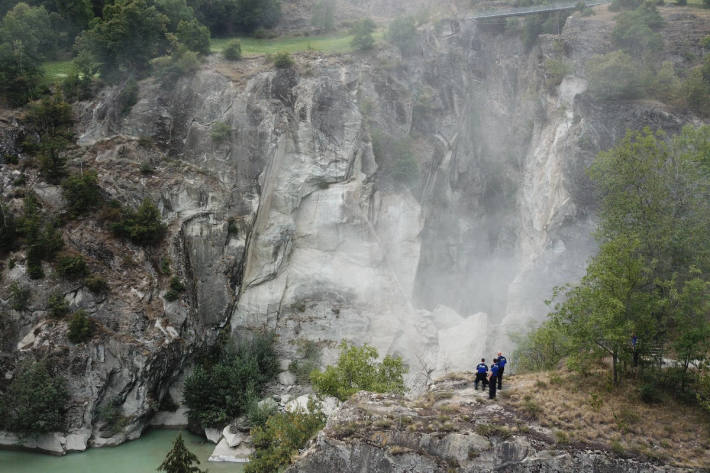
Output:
[285,375,698,473]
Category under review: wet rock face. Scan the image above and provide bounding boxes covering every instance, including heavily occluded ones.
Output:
[285,377,695,473]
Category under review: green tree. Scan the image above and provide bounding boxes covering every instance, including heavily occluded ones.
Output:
[62,171,103,215]
[245,402,326,473]
[157,434,206,473]
[110,198,167,246]
[183,332,279,428]
[0,40,44,106]
[77,0,169,81]
[611,2,663,57]
[351,18,376,51]
[23,93,74,183]
[386,16,417,56]
[0,2,54,59]
[1,361,68,433]
[540,126,710,383]
[310,341,407,401]
[586,51,647,100]
[176,18,210,55]
[189,0,281,37]
[68,309,94,343]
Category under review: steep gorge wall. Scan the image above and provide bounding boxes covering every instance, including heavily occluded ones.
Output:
[0,5,707,452]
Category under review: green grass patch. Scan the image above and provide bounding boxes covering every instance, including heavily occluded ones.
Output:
[42,60,73,80]
[210,30,383,56]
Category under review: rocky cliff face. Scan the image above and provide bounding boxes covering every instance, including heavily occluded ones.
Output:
[0,5,708,453]
[285,374,697,473]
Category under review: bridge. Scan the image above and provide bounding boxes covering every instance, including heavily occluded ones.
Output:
[469,1,608,21]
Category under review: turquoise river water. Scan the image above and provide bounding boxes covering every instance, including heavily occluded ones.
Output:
[0,429,245,473]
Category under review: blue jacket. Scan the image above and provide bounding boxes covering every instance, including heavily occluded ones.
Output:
[476,363,488,374]
[490,364,500,377]
[498,356,507,368]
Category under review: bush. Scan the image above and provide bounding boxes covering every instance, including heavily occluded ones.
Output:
[117,78,139,116]
[386,16,418,56]
[61,171,102,216]
[67,309,94,343]
[176,18,211,56]
[246,399,278,429]
[223,40,242,61]
[586,51,647,100]
[288,339,321,384]
[640,383,662,403]
[10,282,31,311]
[23,94,74,184]
[544,58,570,91]
[0,362,68,433]
[351,18,376,51]
[677,67,710,117]
[19,194,64,279]
[273,51,294,69]
[184,332,279,428]
[310,341,407,401]
[110,198,167,246]
[210,121,231,144]
[152,45,201,84]
[245,401,326,473]
[56,253,89,280]
[611,3,663,56]
[165,276,185,301]
[47,291,69,318]
[85,275,109,294]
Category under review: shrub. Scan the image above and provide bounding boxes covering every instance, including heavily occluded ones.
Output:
[56,253,89,280]
[640,383,662,403]
[246,399,278,428]
[210,121,231,144]
[544,58,570,91]
[273,51,294,69]
[183,332,279,428]
[351,18,376,51]
[110,198,167,246]
[310,341,407,401]
[117,78,139,116]
[611,3,663,56]
[97,396,129,435]
[176,18,211,56]
[245,401,326,473]
[223,40,242,61]
[67,309,94,343]
[288,339,321,384]
[61,171,102,216]
[10,282,30,311]
[152,45,201,84]
[0,361,68,433]
[165,276,185,301]
[676,67,710,117]
[586,51,647,100]
[386,16,418,56]
[47,291,69,318]
[23,94,74,184]
[85,275,109,294]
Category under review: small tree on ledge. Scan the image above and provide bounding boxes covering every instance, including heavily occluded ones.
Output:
[157,434,206,473]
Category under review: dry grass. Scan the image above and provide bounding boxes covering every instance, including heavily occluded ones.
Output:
[502,371,710,469]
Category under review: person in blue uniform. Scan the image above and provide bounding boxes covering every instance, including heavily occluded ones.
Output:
[496,352,507,389]
[474,358,488,391]
[488,358,499,399]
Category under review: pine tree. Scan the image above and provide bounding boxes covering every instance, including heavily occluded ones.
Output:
[157,434,206,473]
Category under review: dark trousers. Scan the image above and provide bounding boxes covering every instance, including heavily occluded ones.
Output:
[475,372,488,390]
[489,375,497,399]
[498,366,505,389]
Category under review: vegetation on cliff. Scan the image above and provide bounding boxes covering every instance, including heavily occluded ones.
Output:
[515,125,710,415]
